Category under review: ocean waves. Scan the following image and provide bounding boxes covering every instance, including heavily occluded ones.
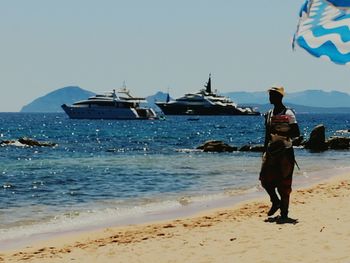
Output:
[0,113,350,248]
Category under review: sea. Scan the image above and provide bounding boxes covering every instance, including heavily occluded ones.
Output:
[0,112,349,249]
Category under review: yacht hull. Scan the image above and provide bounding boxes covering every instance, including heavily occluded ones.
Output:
[155,103,260,116]
[62,104,157,120]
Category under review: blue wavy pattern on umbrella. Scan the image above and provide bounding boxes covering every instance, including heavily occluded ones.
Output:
[294,0,350,65]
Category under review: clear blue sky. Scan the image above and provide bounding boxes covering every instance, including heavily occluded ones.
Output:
[1,0,350,112]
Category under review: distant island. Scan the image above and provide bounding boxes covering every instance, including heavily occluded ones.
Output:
[21,86,95,113]
[20,86,350,114]
[223,90,350,108]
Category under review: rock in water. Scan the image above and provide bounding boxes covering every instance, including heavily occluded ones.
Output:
[197,140,237,152]
[238,144,264,152]
[249,145,265,152]
[327,137,350,150]
[304,124,328,151]
[18,137,57,147]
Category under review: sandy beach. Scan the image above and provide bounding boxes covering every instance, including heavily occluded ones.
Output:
[1,172,350,263]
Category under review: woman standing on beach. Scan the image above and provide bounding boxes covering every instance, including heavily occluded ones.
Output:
[259,86,300,221]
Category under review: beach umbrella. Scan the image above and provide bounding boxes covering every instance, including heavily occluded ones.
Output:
[293,0,350,65]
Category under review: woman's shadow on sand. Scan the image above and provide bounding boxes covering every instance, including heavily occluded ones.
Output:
[264,216,299,225]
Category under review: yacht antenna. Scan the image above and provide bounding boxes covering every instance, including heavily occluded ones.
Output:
[205,73,212,93]
[122,81,127,91]
[166,86,170,103]
[120,81,131,97]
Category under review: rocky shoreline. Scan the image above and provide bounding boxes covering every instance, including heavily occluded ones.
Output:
[197,124,350,153]
[0,137,57,147]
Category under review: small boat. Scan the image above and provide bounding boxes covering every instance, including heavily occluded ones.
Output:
[155,74,260,116]
[62,88,157,120]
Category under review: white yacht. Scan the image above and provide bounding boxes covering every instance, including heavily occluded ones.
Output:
[62,88,157,120]
[155,75,260,116]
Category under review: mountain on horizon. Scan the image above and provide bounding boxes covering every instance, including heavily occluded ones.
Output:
[224,89,350,108]
[20,87,95,113]
[19,87,350,113]
[146,91,173,111]
[249,103,350,114]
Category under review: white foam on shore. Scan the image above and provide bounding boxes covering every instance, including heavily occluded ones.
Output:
[0,186,262,250]
[1,166,350,251]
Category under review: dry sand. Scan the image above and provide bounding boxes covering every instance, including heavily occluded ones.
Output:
[1,173,350,263]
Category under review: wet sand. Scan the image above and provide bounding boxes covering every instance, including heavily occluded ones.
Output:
[1,172,350,263]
